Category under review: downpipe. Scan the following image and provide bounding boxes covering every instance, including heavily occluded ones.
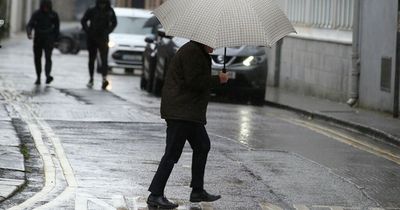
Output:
[347,0,361,107]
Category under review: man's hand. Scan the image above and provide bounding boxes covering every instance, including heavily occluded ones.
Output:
[27,33,33,40]
[219,71,229,84]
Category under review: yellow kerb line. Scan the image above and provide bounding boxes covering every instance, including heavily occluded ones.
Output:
[283,117,400,165]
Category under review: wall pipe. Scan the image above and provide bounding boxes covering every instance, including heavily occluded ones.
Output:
[394,0,400,118]
[347,0,361,107]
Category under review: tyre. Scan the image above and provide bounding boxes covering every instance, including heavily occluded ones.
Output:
[71,47,80,55]
[125,68,134,74]
[152,78,162,96]
[145,76,153,93]
[58,37,72,54]
[140,76,147,90]
[250,90,265,106]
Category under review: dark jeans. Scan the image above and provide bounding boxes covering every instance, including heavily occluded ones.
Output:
[148,120,211,195]
[33,38,54,79]
[87,37,109,78]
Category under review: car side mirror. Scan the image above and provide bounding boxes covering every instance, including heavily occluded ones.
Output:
[145,35,155,43]
[157,30,166,37]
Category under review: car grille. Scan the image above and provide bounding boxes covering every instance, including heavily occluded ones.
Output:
[211,55,249,65]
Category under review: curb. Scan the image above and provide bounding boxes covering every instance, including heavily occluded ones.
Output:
[264,100,400,148]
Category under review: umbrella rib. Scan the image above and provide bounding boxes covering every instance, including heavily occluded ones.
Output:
[242,0,271,47]
[214,1,225,48]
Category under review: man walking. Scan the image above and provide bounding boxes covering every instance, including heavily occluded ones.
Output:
[81,0,117,89]
[26,0,59,85]
[147,41,229,209]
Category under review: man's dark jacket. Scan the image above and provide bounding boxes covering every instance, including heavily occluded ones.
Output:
[26,0,60,41]
[80,0,117,40]
[161,41,218,125]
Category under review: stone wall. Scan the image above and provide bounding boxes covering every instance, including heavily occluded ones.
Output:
[358,0,398,112]
[52,0,76,21]
[278,37,352,102]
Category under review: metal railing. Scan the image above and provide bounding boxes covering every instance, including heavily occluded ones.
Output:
[284,0,354,30]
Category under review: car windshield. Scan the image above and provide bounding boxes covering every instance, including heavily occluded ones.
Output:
[113,16,152,35]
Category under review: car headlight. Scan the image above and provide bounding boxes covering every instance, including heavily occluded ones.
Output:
[242,55,266,66]
[108,41,116,48]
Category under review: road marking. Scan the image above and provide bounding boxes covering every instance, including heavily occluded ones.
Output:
[280,117,400,165]
[132,196,147,210]
[313,206,346,210]
[261,202,393,210]
[7,123,56,210]
[293,204,310,210]
[260,202,283,210]
[1,86,78,209]
[75,193,116,210]
[113,194,128,210]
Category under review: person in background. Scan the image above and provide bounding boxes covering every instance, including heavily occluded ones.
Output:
[81,0,117,89]
[26,0,59,85]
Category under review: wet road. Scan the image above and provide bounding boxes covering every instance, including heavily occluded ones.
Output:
[1,36,400,210]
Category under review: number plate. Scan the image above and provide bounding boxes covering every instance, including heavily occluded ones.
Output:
[226,71,236,79]
[122,54,141,61]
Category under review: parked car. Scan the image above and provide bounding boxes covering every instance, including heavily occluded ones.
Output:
[56,26,86,54]
[141,29,187,94]
[57,8,153,74]
[210,46,268,104]
[106,8,153,73]
[142,29,268,104]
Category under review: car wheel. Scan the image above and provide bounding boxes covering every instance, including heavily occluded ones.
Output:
[71,47,80,55]
[125,68,134,74]
[152,78,162,96]
[145,76,153,93]
[58,37,72,54]
[140,76,147,90]
[250,91,265,106]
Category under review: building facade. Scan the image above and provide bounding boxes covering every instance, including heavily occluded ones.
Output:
[271,0,399,114]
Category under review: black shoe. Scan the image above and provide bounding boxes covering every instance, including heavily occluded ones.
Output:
[87,79,94,88]
[46,76,53,84]
[34,79,41,85]
[190,190,221,203]
[101,79,109,90]
[147,194,178,209]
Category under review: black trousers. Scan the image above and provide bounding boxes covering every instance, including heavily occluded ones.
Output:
[87,37,109,78]
[148,120,211,195]
[33,38,54,79]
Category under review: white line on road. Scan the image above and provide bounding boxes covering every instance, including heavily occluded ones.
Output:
[75,193,116,210]
[112,194,128,210]
[1,86,78,209]
[7,123,56,210]
[259,202,283,210]
[293,204,310,210]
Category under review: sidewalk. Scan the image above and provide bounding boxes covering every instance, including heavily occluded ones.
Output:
[0,38,27,204]
[0,99,26,203]
[265,86,400,147]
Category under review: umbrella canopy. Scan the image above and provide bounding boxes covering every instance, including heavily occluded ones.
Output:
[153,0,296,49]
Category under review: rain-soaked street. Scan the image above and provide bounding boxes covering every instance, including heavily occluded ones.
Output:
[1,36,400,210]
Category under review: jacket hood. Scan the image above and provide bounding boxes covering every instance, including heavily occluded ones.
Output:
[40,0,52,11]
[96,0,111,8]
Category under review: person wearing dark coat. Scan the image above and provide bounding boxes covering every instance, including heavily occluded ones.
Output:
[26,0,60,85]
[81,0,117,89]
[147,41,229,209]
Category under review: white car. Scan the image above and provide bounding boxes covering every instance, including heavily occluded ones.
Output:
[105,8,153,73]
